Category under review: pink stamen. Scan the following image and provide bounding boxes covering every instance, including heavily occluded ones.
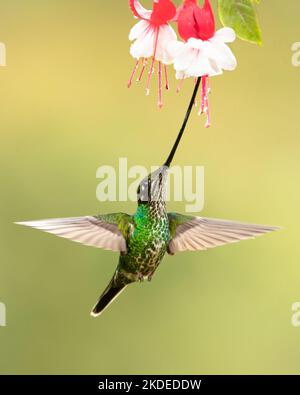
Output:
[207,76,211,94]
[128,60,139,88]
[204,90,211,128]
[200,76,211,128]
[146,28,159,96]
[198,77,206,115]
[146,57,155,96]
[158,61,163,108]
[176,78,184,93]
[164,65,169,90]
[205,98,211,128]
[137,58,147,82]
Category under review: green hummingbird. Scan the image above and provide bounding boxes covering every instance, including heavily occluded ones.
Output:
[16,163,278,317]
[15,79,279,317]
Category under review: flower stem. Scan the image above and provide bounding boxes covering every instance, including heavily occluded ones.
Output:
[164,77,201,167]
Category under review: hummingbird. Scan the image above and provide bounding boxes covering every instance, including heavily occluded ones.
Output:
[15,78,279,317]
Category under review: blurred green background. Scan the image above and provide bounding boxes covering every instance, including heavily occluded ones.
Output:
[0,0,299,374]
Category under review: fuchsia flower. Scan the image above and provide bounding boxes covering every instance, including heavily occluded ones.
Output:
[169,0,237,127]
[128,0,177,108]
[127,0,237,128]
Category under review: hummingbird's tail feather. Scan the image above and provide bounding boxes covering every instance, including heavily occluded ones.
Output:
[91,279,127,317]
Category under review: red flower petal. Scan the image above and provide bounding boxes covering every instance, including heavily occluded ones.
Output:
[150,0,177,26]
[178,1,199,41]
[194,0,215,40]
[178,0,215,41]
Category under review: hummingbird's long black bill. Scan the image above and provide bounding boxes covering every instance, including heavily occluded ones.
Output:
[164,77,201,168]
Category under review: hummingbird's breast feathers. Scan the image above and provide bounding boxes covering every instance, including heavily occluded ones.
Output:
[117,202,170,281]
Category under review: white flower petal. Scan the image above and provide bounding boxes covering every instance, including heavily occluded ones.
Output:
[167,40,185,58]
[173,47,215,79]
[209,41,237,71]
[130,25,155,59]
[213,27,236,43]
[222,46,237,70]
[172,45,196,71]
[187,54,209,77]
[155,25,177,64]
[129,22,177,63]
[186,38,205,50]
[129,20,150,41]
[171,32,237,78]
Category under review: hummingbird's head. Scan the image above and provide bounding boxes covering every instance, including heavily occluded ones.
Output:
[137,166,169,205]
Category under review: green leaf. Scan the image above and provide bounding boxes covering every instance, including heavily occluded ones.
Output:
[218,0,262,45]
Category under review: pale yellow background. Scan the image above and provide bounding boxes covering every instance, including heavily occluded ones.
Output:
[0,0,299,374]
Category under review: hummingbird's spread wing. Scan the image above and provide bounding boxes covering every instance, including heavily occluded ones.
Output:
[16,214,132,252]
[168,213,279,254]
